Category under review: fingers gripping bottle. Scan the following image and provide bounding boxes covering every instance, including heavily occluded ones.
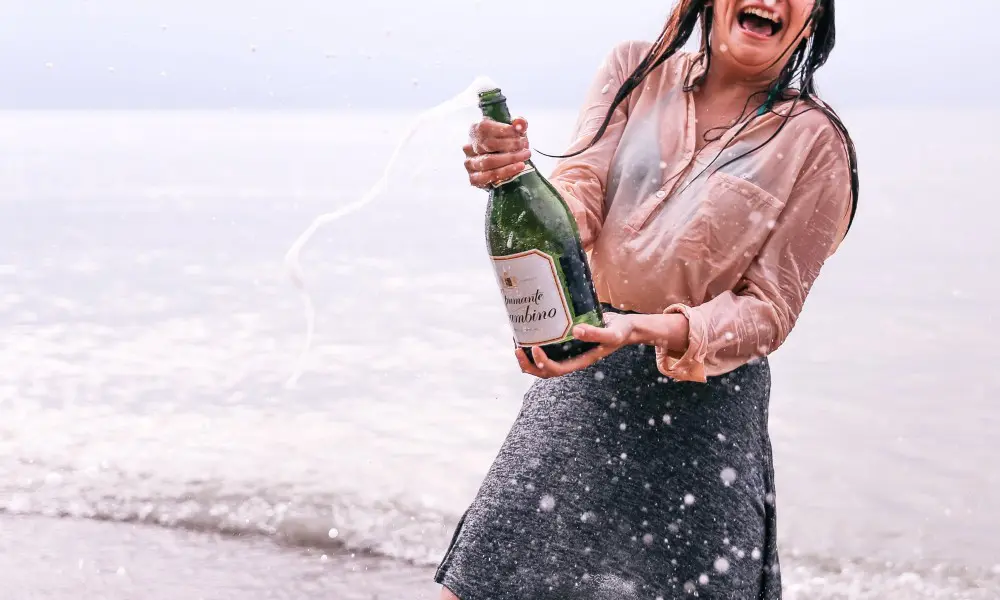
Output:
[478,88,605,364]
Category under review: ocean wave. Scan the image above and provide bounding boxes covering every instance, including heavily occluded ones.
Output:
[780,552,1000,599]
[2,457,999,599]
[0,402,509,568]
[0,482,456,566]
[3,494,999,599]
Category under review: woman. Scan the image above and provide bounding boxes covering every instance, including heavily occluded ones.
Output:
[437,0,858,598]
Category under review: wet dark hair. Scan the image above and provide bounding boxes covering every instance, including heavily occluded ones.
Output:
[540,0,859,232]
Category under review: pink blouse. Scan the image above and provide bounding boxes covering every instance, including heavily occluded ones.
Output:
[548,41,854,383]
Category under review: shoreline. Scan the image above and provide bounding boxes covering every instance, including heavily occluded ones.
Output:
[0,514,440,600]
[3,513,998,599]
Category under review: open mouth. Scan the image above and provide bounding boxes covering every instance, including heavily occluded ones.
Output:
[737,6,784,38]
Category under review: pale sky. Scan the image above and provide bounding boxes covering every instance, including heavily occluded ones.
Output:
[1,0,996,109]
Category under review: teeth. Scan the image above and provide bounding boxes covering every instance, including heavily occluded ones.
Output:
[744,7,781,23]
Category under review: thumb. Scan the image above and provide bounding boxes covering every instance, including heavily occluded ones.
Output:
[573,323,616,344]
[511,117,528,135]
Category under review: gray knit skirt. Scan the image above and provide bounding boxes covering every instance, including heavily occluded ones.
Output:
[434,334,782,599]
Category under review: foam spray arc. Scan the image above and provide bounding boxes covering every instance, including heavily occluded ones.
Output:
[282,75,502,389]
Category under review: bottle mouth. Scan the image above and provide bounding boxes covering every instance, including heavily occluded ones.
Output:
[477,88,506,107]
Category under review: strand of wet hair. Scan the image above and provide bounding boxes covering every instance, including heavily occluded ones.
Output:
[534,0,705,160]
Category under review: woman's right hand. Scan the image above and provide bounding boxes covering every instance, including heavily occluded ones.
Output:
[463,117,532,189]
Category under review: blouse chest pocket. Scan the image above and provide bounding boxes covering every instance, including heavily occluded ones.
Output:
[678,172,785,267]
[627,171,785,268]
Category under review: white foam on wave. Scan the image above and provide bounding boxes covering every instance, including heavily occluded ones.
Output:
[2,396,997,597]
[1,474,456,565]
[780,554,1000,599]
[0,402,496,565]
[3,439,999,599]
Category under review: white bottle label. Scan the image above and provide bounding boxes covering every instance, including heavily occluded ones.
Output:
[491,249,573,346]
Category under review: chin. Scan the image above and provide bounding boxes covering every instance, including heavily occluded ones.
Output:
[712,43,782,78]
[728,47,782,71]
[715,2,801,73]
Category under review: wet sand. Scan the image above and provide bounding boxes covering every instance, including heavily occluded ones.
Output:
[1,516,440,600]
[6,515,999,600]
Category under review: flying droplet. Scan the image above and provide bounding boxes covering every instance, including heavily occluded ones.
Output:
[721,467,738,486]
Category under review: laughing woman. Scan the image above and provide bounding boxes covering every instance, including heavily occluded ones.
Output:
[436,0,859,598]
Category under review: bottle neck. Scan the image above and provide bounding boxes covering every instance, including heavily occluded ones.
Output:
[480,95,512,125]
[479,90,539,181]
[480,98,537,173]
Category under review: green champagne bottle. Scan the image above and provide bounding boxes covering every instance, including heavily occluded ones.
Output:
[478,88,605,364]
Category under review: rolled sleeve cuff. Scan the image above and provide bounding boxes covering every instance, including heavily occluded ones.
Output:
[654,303,708,383]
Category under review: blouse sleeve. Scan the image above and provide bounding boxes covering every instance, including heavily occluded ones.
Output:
[655,129,854,382]
[548,41,638,251]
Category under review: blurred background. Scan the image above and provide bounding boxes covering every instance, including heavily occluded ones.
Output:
[1,1,998,599]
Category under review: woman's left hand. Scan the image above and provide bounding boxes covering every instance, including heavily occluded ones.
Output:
[515,313,637,379]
